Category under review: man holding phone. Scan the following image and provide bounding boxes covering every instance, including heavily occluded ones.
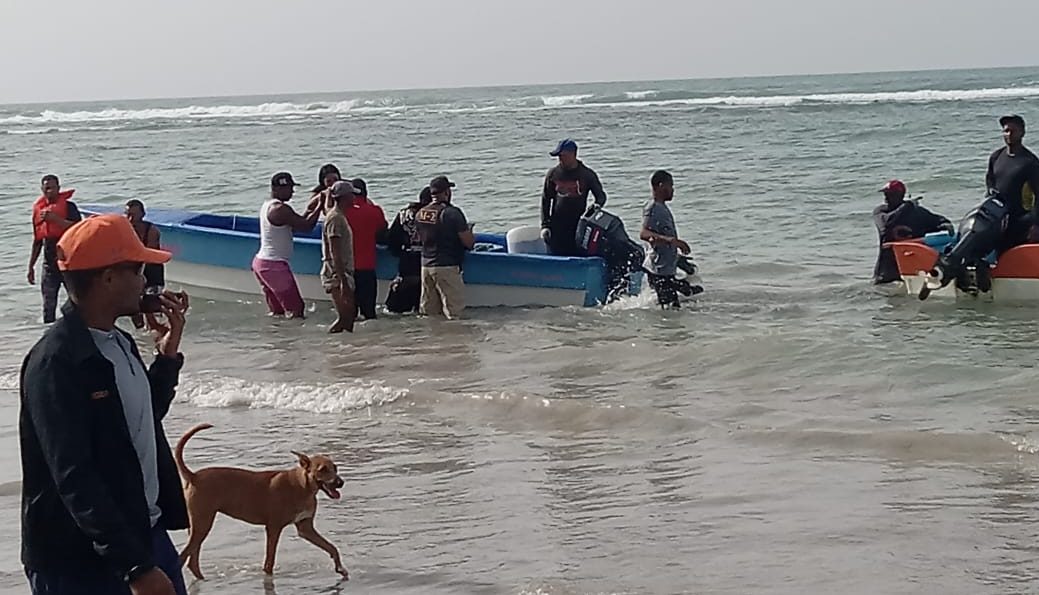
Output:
[20,214,191,595]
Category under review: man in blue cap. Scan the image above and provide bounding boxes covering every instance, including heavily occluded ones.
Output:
[540,139,607,256]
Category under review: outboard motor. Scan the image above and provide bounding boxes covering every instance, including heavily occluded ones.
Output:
[576,204,645,301]
[919,192,1009,300]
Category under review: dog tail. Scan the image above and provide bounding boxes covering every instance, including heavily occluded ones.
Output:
[175,423,213,484]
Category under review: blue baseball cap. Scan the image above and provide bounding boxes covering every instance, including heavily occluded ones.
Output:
[550,138,578,156]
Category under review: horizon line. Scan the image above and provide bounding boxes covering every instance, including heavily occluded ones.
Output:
[3,63,1037,108]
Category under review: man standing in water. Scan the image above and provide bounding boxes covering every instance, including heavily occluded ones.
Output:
[322,181,357,333]
[985,114,1039,251]
[28,174,82,323]
[871,180,952,284]
[417,176,474,319]
[345,177,388,320]
[540,139,607,256]
[20,214,190,595]
[252,172,321,318]
[126,199,165,330]
[640,170,692,308]
[385,186,432,313]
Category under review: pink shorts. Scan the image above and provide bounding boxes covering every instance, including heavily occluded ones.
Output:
[252,257,305,317]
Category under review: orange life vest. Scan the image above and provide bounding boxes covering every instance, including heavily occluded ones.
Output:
[32,189,75,241]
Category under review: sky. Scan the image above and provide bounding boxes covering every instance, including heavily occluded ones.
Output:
[3,0,1038,104]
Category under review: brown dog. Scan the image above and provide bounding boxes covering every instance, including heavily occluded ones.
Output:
[174,423,348,580]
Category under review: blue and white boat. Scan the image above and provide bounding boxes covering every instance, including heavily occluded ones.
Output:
[82,205,636,308]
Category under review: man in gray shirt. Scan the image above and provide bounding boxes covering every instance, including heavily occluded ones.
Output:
[640,170,692,308]
[89,327,163,527]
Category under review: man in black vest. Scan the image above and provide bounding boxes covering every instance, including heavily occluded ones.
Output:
[416,176,474,319]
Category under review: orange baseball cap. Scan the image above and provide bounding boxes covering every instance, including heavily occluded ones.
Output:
[57,214,172,271]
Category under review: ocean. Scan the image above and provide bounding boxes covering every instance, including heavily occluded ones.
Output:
[2,66,1039,594]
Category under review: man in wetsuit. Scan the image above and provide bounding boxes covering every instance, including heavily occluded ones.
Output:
[540,139,607,256]
[985,114,1039,252]
[385,186,432,313]
[872,179,952,284]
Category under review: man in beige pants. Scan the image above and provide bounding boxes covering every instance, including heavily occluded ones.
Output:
[416,176,475,319]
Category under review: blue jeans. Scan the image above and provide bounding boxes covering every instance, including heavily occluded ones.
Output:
[26,526,187,595]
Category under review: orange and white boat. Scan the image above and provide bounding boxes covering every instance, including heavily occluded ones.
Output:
[886,232,1039,301]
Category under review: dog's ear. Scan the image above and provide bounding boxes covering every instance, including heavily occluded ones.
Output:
[290,450,312,470]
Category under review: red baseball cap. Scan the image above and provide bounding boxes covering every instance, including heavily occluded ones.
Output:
[57,214,171,271]
[879,180,907,195]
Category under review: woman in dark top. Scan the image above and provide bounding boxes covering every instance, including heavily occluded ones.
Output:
[312,164,343,211]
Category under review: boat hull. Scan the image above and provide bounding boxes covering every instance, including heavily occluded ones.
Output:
[82,205,630,308]
[887,236,1039,302]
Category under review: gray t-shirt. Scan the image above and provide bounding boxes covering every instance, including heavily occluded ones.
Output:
[89,327,161,527]
[417,202,470,268]
[642,200,678,276]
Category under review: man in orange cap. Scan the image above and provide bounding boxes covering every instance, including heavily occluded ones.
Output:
[19,214,190,595]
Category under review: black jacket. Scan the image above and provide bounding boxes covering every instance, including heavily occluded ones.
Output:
[19,301,188,578]
[872,200,951,283]
[540,161,607,229]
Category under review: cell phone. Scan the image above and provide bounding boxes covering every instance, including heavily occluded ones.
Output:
[139,293,162,314]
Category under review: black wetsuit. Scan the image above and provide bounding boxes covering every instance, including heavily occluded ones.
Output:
[872,200,950,284]
[384,204,423,313]
[541,161,606,256]
[985,146,1039,251]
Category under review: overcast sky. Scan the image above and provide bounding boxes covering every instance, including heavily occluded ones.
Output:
[3,0,1037,104]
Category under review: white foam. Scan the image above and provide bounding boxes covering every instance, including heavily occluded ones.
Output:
[624,90,658,99]
[540,93,594,107]
[1002,433,1039,455]
[566,86,1039,110]
[0,370,17,391]
[5,85,1038,127]
[0,99,366,125]
[179,375,407,413]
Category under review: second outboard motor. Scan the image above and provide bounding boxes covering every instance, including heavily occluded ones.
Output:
[576,204,645,301]
[919,192,1009,300]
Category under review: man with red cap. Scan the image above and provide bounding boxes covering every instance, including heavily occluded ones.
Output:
[20,214,191,595]
[872,179,951,284]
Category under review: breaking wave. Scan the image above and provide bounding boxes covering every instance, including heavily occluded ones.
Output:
[3,85,1038,129]
[179,375,407,413]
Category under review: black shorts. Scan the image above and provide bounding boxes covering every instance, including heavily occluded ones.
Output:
[647,273,702,308]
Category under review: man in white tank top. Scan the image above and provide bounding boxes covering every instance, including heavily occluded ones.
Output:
[252,172,322,318]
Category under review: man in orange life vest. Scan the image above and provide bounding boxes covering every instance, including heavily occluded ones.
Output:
[28,175,83,323]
